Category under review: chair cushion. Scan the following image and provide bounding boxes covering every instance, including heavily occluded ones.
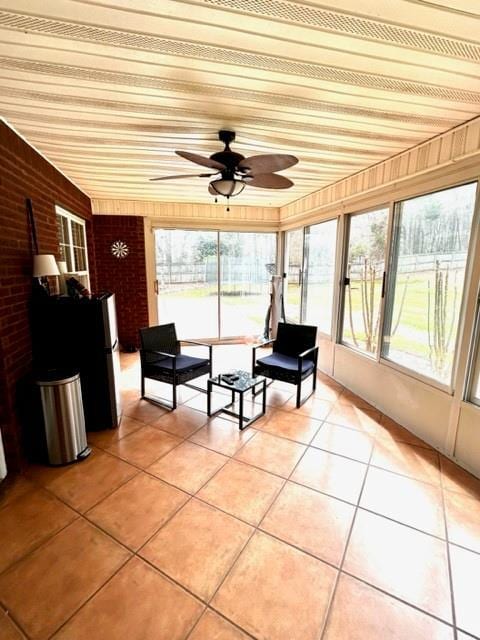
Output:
[149,354,209,372]
[257,352,313,373]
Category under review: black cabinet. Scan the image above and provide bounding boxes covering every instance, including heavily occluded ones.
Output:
[31,293,122,430]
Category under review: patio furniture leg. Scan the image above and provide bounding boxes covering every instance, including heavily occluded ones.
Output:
[296,379,302,408]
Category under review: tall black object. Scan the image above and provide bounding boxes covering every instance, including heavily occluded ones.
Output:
[32,293,122,430]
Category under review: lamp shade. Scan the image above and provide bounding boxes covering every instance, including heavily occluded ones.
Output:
[210,178,245,197]
[57,260,68,274]
[33,254,60,277]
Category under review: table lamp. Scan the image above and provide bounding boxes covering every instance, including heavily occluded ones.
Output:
[33,254,60,296]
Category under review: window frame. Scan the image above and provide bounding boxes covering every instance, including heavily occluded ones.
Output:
[55,205,90,286]
[338,203,391,361]
[302,216,340,338]
[466,296,480,406]
[463,182,480,406]
[379,180,479,394]
[283,227,306,325]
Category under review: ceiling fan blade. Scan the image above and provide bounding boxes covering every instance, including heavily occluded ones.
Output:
[247,174,294,189]
[149,173,216,182]
[176,150,226,170]
[238,154,298,174]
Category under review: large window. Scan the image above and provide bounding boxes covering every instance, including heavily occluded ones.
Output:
[56,206,89,285]
[303,218,338,334]
[341,207,389,354]
[154,229,276,340]
[382,182,477,385]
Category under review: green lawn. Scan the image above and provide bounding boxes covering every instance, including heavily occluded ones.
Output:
[343,270,462,380]
[158,269,463,379]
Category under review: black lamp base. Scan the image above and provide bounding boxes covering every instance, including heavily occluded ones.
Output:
[32,277,50,298]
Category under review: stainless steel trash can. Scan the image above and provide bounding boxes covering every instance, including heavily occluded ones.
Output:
[36,370,91,465]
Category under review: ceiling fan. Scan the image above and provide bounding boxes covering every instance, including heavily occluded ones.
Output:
[150,130,298,206]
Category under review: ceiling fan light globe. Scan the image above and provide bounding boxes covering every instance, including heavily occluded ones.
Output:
[209,178,245,197]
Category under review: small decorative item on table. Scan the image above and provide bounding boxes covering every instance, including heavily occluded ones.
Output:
[207,369,266,430]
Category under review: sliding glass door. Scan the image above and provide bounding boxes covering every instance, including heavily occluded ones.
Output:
[154,229,276,339]
[303,218,338,334]
[154,229,219,339]
[284,219,339,334]
[220,232,276,337]
[341,207,389,355]
[284,228,304,323]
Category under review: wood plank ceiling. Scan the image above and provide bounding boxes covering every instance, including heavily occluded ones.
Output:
[0,0,479,207]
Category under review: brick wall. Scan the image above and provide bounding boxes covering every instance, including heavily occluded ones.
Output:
[93,215,149,349]
[0,120,94,471]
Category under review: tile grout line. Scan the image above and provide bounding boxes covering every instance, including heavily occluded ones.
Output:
[0,599,32,640]
[46,552,134,639]
[338,569,457,629]
[184,606,259,640]
[0,515,83,582]
[317,427,377,640]
[440,465,459,640]
[27,453,143,520]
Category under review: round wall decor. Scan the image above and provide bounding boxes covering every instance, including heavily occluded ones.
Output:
[111,240,129,258]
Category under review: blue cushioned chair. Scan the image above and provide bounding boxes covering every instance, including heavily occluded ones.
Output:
[140,323,212,410]
[252,322,318,408]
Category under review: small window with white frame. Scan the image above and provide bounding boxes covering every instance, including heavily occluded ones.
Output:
[55,205,90,288]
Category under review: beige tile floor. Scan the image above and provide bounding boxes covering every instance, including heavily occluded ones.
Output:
[1,346,480,639]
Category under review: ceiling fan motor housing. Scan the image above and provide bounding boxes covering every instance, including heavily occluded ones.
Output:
[218,130,236,145]
[210,130,245,172]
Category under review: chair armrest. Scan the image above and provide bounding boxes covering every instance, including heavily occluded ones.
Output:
[180,340,212,362]
[298,345,318,359]
[298,345,318,375]
[181,339,209,348]
[251,339,274,375]
[252,339,274,349]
